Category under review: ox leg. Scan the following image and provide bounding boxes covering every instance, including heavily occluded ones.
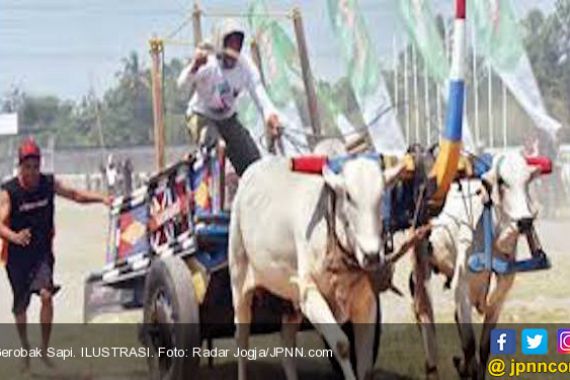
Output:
[478,274,515,380]
[412,242,439,379]
[229,221,254,380]
[280,312,302,380]
[299,283,356,380]
[453,270,477,379]
[352,293,378,380]
[452,237,478,379]
[234,288,254,380]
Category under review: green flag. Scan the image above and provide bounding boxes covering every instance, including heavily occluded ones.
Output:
[327,0,379,98]
[248,0,299,108]
[239,0,297,138]
[399,0,449,84]
[248,0,359,143]
[470,0,524,72]
[327,0,406,154]
[246,0,313,152]
[470,0,561,138]
[315,81,345,137]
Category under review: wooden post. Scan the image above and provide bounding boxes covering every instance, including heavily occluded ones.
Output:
[192,3,203,47]
[292,8,321,145]
[150,37,165,171]
[250,38,273,152]
[185,2,203,146]
[185,2,203,121]
[251,38,284,155]
[250,39,266,86]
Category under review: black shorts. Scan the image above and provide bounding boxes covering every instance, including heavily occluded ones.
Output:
[6,254,60,314]
[187,113,261,177]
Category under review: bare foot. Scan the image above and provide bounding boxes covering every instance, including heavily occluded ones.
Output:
[40,348,57,369]
[20,356,31,373]
[41,355,56,369]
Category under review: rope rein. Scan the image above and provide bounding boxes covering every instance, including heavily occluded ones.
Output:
[324,187,361,272]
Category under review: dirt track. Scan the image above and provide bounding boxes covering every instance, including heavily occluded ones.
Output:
[0,200,568,379]
[1,199,569,324]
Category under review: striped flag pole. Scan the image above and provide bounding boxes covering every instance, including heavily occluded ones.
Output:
[471,17,480,145]
[430,0,466,202]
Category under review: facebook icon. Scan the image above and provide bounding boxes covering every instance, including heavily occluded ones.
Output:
[491,329,516,355]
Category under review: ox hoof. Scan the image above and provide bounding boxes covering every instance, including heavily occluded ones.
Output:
[425,365,439,380]
[453,356,467,377]
[336,340,350,360]
[453,356,478,379]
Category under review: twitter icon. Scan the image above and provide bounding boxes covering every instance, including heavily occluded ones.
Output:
[522,329,548,355]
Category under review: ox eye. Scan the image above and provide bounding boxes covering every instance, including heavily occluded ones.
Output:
[346,193,354,205]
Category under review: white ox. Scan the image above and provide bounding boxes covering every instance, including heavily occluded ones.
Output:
[413,151,542,379]
[228,155,404,380]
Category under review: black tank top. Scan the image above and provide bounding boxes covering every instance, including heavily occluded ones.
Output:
[2,174,55,262]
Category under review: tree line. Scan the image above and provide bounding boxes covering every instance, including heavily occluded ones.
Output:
[1,3,568,150]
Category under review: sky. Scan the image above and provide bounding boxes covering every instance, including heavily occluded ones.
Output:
[0,0,557,101]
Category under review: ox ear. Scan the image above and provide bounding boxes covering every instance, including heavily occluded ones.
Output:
[481,165,498,188]
[481,166,501,204]
[482,154,506,187]
[323,164,346,193]
[383,162,406,188]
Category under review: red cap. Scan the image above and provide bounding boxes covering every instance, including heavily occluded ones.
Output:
[18,137,41,163]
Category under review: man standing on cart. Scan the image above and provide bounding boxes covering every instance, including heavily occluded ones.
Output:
[0,138,110,371]
[177,18,283,176]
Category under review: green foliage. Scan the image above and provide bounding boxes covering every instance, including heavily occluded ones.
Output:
[1,51,187,149]
[522,1,570,140]
[1,1,568,149]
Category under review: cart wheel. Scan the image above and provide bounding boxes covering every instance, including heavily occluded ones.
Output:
[142,256,200,380]
[326,300,381,375]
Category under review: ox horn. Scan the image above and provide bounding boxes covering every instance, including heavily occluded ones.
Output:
[428,0,466,205]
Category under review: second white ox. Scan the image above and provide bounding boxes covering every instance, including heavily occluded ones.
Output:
[414,151,542,379]
[228,155,404,380]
